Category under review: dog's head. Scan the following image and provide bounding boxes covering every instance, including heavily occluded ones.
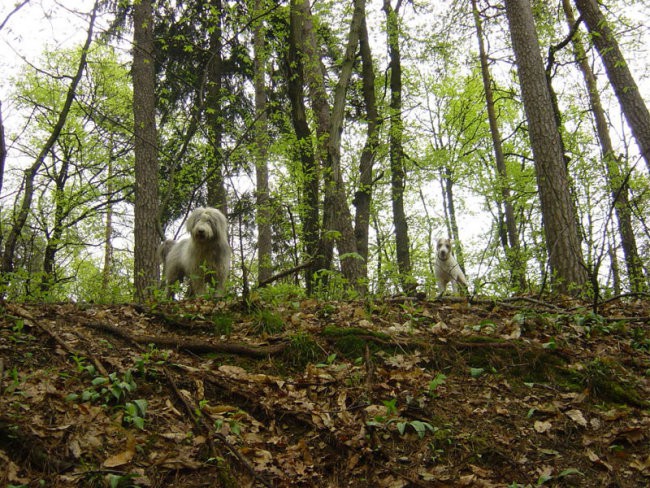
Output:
[186,207,228,242]
[436,238,454,261]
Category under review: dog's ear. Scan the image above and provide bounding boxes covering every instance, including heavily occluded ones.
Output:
[186,208,200,232]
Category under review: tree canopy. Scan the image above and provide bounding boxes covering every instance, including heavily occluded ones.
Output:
[0,0,649,302]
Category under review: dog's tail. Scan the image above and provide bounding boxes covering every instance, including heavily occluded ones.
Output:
[158,239,176,264]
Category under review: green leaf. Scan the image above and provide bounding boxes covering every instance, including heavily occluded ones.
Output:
[470,367,485,378]
[557,468,583,478]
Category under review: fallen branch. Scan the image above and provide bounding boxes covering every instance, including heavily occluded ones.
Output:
[83,321,287,357]
[9,304,108,375]
[162,369,272,487]
[256,261,313,288]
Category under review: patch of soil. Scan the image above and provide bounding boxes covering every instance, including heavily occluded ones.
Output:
[1,295,649,487]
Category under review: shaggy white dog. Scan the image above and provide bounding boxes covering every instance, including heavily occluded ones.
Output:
[435,237,468,295]
[159,207,231,298]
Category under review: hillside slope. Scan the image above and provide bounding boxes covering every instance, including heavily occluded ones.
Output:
[1,295,649,487]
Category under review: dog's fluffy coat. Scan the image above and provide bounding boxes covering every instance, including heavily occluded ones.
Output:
[435,237,468,294]
[159,207,231,298]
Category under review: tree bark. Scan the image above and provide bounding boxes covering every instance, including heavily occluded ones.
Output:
[39,150,69,293]
[574,0,650,173]
[102,156,115,295]
[0,101,6,199]
[253,0,272,285]
[383,0,414,292]
[562,0,646,292]
[471,0,525,291]
[133,0,160,302]
[504,0,588,293]
[291,0,365,295]
[1,1,98,279]
[353,11,379,282]
[205,0,228,217]
[286,3,323,294]
[441,167,465,272]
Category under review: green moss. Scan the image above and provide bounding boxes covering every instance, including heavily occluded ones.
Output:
[563,359,649,408]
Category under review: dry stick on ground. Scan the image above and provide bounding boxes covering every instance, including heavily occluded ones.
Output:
[94,322,272,487]
[83,321,287,357]
[162,369,272,488]
[8,305,108,376]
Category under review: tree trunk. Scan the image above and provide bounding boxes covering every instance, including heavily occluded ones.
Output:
[504,0,588,294]
[205,0,228,217]
[353,11,379,284]
[253,0,272,285]
[0,101,6,199]
[133,0,160,302]
[441,167,465,272]
[102,156,115,294]
[383,0,414,292]
[471,0,525,291]
[39,150,69,293]
[563,0,646,292]
[1,1,98,279]
[286,3,323,294]
[291,0,365,295]
[574,0,650,173]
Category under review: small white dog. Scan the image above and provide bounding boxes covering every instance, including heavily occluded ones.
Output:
[435,237,468,295]
[159,207,231,298]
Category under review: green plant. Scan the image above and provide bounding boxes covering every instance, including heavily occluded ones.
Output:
[123,399,148,430]
[366,399,437,439]
[257,283,306,306]
[631,327,650,351]
[536,468,583,485]
[66,368,148,428]
[285,332,321,368]
[9,318,34,344]
[427,373,447,397]
[396,420,437,439]
[316,353,338,367]
[252,309,285,335]
[214,416,242,437]
[134,344,169,374]
[106,472,142,488]
[210,313,233,335]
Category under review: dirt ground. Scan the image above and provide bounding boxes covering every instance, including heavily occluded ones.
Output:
[1,294,649,487]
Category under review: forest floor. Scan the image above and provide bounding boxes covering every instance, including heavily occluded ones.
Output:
[1,293,649,487]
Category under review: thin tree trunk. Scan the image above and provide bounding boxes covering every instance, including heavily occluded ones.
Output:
[353,11,378,283]
[102,156,114,294]
[286,4,323,294]
[0,101,6,199]
[1,1,98,278]
[40,151,69,293]
[574,0,650,173]
[291,0,365,294]
[206,0,228,217]
[253,0,272,285]
[471,0,525,290]
[442,167,465,271]
[562,0,646,292]
[504,0,588,294]
[133,0,160,302]
[383,0,413,292]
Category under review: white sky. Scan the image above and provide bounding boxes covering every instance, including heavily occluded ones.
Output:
[1,1,109,132]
